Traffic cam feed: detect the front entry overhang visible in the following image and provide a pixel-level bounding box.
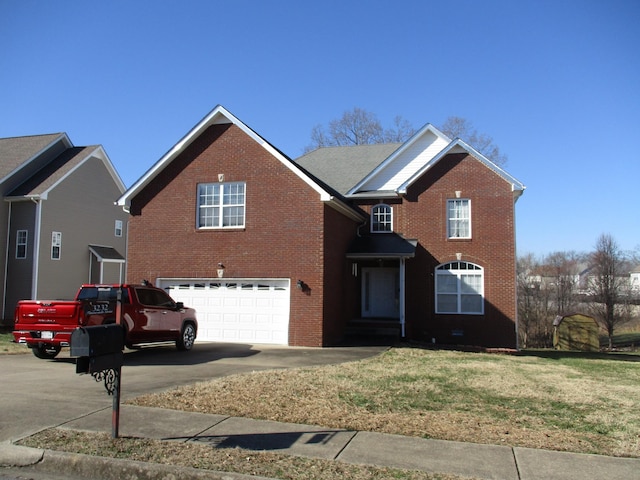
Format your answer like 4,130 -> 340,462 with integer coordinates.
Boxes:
346,233 -> 416,259
346,234 -> 416,338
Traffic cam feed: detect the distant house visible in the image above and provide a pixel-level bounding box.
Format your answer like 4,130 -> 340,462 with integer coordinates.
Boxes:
0,133 -> 128,323
630,265 -> 640,292
117,106 -> 525,348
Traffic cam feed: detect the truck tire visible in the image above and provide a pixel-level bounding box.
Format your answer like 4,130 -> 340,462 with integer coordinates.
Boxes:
176,323 -> 196,351
32,344 -> 62,359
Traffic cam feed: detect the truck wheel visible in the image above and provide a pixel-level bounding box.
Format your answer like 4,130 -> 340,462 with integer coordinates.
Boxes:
176,323 -> 196,351
32,345 -> 62,359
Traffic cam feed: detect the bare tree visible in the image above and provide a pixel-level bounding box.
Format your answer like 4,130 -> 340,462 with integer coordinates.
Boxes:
439,116 -> 507,166
305,108 -> 414,152
544,251 -> 582,315
517,253 -> 554,348
305,109 -> 508,168
587,234 -> 633,349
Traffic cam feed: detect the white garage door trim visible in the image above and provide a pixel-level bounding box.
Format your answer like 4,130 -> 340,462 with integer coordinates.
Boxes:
157,278 -> 290,345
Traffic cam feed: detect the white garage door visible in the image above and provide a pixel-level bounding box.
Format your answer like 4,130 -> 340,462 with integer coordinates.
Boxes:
159,279 -> 290,345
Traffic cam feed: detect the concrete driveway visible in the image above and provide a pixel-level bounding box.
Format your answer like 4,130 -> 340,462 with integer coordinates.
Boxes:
0,342 -> 386,443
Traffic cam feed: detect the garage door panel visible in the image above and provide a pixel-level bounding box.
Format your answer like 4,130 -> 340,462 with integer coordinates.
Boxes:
162,279 -> 290,345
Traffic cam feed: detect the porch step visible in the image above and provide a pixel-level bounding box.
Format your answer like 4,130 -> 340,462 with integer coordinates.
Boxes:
343,319 -> 401,345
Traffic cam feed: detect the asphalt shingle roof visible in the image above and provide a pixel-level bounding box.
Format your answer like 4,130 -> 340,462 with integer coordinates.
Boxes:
0,133 -> 64,180
295,143 -> 401,195
7,146 -> 99,197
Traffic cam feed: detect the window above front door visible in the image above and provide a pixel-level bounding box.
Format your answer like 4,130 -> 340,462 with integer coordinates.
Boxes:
371,204 -> 393,233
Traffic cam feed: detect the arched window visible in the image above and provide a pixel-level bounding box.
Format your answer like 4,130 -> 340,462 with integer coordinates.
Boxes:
435,261 -> 484,314
371,204 -> 392,232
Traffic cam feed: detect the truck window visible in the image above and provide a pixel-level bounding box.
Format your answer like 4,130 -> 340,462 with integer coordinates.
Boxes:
77,287 -> 130,304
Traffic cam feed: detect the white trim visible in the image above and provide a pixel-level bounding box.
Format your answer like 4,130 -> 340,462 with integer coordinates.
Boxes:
347,123 -> 451,196
398,138 -> 526,196
435,261 -> 485,315
446,198 -> 472,239
32,200 -> 42,299
117,106 -> 363,221
370,203 -> 393,233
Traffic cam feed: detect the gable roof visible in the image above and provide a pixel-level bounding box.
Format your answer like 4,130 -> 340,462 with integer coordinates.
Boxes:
295,123 -> 526,201
347,123 -> 452,196
397,138 -> 526,198
0,133 -> 70,182
6,145 -> 125,200
295,143 -> 401,195
117,105 -> 364,221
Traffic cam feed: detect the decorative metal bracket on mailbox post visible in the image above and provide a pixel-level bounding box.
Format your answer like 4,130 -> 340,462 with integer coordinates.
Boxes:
70,287 -> 125,438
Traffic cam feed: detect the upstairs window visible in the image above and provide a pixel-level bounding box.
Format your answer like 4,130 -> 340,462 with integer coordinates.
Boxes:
447,199 -> 471,239
16,230 -> 27,259
198,182 -> 246,229
371,204 -> 393,232
435,261 -> 484,314
115,220 -> 123,237
51,231 -> 62,260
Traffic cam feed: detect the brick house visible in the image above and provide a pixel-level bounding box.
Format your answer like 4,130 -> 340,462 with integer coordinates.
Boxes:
117,106 -> 525,348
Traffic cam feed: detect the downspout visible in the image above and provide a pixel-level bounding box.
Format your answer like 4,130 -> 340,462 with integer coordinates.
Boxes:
399,257 -> 406,338
31,198 -> 42,299
3,202 -> 12,319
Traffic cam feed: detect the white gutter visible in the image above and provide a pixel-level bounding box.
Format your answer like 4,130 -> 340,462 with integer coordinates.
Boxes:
31,198 -> 42,299
2,202 -> 12,319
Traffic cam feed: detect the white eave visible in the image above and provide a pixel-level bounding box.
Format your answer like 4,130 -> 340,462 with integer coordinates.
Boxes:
117,105 -> 363,221
346,123 -> 451,197
397,138 -> 526,199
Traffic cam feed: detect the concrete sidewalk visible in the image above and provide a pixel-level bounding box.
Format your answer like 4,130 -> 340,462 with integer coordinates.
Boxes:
2,405 -> 639,480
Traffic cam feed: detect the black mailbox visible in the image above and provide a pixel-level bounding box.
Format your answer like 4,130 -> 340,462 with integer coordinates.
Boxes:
71,324 -> 124,374
71,324 -> 124,357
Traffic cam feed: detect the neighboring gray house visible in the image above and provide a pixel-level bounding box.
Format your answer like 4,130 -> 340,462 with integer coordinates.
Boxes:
0,133 -> 128,323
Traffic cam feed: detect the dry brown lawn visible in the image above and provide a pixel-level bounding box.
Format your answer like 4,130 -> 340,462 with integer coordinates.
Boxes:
16,346 -> 640,479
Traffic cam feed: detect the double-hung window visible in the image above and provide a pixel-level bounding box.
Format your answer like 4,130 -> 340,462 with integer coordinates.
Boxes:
447,199 -> 471,238
198,182 -> 246,229
16,230 -> 27,259
371,204 -> 392,232
51,232 -> 62,260
435,261 -> 484,314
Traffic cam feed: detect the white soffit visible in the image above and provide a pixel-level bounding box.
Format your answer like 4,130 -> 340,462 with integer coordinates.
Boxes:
347,123 -> 451,196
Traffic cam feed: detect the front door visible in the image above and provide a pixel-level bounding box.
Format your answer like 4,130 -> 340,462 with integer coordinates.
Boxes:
362,268 -> 399,318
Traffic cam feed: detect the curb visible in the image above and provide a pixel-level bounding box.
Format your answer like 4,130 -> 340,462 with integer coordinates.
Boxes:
2,444 -> 273,480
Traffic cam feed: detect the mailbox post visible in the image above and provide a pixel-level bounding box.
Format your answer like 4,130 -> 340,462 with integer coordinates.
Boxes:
71,323 -> 124,438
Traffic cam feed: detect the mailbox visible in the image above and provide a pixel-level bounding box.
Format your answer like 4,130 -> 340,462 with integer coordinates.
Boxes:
71,324 -> 124,374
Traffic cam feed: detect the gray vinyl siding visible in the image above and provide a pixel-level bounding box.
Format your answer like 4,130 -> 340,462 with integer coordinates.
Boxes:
36,155 -> 128,300
5,201 -> 37,310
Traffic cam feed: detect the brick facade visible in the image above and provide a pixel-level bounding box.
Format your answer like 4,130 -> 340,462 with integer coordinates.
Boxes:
121,108 -> 522,349
127,124 -> 356,346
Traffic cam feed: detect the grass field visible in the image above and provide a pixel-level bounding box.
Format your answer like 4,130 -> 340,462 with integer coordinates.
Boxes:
15,343 -> 640,479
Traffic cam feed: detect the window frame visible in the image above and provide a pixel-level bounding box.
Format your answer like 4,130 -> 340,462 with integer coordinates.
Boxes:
370,203 -> 393,233
51,231 -> 62,260
197,182 -> 246,229
447,198 -> 471,239
435,261 -> 484,315
16,230 -> 27,259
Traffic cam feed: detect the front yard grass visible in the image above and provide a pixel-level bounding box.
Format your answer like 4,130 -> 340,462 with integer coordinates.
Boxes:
126,346 -> 640,458
0,326 -> 26,354
16,346 -> 640,479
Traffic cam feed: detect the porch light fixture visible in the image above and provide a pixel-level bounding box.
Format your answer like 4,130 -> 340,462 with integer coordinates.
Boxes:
217,263 -> 225,278
297,279 -> 304,290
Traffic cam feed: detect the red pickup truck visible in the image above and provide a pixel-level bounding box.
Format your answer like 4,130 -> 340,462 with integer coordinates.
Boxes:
13,283 -> 198,359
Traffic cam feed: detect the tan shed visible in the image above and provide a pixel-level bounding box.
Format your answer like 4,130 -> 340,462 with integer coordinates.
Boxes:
553,314 -> 600,352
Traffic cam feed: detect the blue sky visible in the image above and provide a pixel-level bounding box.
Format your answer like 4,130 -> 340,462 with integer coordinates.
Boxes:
1,0 -> 639,257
